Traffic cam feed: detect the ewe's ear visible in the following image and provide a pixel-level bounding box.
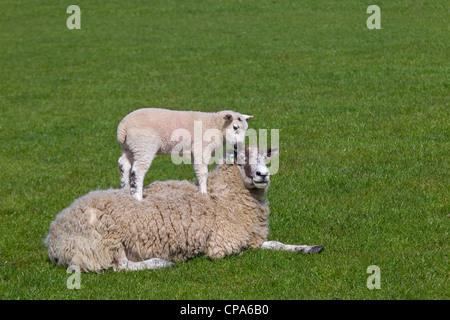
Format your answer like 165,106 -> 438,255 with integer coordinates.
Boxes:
266,148 -> 279,159
224,149 -> 236,164
242,114 -> 253,121
223,114 -> 233,121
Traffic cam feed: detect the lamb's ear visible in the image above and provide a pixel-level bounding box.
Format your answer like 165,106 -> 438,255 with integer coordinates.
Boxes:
266,148 -> 279,159
223,113 -> 233,121
242,114 -> 253,121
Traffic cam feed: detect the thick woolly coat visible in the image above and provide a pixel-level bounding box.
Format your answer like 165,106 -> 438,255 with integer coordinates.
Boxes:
45,164 -> 270,272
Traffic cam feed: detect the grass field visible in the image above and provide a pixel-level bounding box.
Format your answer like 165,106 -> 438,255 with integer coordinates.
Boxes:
0,0 -> 448,299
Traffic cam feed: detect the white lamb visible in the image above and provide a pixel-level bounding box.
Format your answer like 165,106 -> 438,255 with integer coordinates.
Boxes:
45,146 -> 324,272
117,108 -> 252,200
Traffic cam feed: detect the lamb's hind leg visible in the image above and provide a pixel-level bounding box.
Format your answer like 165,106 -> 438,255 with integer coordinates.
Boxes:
118,149 -> 133,189
261,241 -> 324,254
130,144 -> 159,201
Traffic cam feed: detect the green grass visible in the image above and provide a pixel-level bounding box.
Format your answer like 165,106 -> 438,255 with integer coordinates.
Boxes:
0,0 -> 448,299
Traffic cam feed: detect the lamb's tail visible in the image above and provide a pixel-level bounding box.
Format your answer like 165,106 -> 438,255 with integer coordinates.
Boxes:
117,119 -> 127,145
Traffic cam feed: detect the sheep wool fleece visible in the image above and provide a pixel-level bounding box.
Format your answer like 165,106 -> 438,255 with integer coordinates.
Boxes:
45,164 -> 270,272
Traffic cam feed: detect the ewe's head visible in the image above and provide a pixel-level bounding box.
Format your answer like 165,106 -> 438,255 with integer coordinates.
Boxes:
235,146 -> 279,190
221,111 -> 253,148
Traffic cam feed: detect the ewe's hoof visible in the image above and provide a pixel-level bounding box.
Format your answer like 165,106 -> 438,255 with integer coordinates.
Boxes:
308,246 -> 325,254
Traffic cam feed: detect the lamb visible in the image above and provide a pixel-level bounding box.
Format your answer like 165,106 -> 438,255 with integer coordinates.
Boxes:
117,108 -> 253,200
45,146 -> 324,272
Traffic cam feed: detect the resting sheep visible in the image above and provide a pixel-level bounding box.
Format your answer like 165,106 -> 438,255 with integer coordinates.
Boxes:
45,146 -> 324,272
117,108 -> 252,200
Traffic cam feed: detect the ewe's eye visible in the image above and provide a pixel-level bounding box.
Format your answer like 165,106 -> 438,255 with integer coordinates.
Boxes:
238,117 -> 242,121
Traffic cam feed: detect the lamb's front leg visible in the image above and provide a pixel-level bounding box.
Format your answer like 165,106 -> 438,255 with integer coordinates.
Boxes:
193,163 -> 209,194
261,241 -> 324,254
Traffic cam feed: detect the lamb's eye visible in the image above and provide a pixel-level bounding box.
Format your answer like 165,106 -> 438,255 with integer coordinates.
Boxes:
238,118 -> 242,121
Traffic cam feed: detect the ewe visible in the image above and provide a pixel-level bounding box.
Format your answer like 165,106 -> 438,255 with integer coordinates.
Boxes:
45,146 -> 323,272
117,108 -> 252,200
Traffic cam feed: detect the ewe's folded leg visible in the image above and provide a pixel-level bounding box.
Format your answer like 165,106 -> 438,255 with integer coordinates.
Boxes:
114,257 -> 174,271
261,241 -> 324,254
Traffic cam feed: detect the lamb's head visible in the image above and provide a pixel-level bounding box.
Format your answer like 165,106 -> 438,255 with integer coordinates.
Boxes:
235,146 -> 280,190
221,111 -> 253,148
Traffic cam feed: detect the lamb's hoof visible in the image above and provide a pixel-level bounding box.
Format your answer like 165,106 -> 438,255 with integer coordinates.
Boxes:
308,246 -> 325,254
131,193 -> 143,201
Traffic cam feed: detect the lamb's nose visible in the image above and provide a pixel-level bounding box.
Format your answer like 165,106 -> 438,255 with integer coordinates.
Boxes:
233,124 -> 239,130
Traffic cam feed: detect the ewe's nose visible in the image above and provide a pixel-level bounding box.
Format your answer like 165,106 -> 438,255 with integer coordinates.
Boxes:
233,124 -> 239,130
255,167 -> 269,177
